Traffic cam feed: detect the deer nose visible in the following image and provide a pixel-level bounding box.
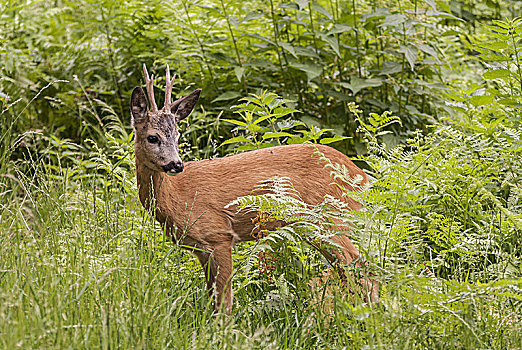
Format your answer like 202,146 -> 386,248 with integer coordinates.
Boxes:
162,161 -> 184,174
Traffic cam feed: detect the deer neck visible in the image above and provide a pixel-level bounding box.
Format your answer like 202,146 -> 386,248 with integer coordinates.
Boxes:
135,160 -> 172,212
135,158 -> 188,240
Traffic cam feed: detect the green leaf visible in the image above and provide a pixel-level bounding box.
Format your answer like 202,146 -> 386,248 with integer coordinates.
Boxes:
287,136 -> 309,144
312,2 -> 332,19
339,77 -> 383,95
287,138 -> 302,144
246,124 -> 265,132
273,105 -> 299,115
380,14 -> 407,27
464,84 -> 484,95
319,136 -> 347,144
425,0 -> 437,10
234,66 -> 245,82
483,69 -> 510,79
327,23 -> 352,35
279,41 -> 298,59
363,8 -> 389,20
234,144 -> 258,151
246,33 -> 275,46
253,112 -> 296,127
469,95 -> 494,107
279,2 -> 299,10
261,93 -> 277,106
249,58 -> 276,69
241,10 -> 264,23
379,61 -> 402,75
294,46 -> 320,59
295,0 -> 310,10
477,41 -> 508,51
212,91 -> 241,103
262,132 -> 294,139
480,54 -> 510,62
318,33 -> 341,57
258,142 -> 274,149
229,16 -> 239,29
491,20 -> 510,29
441,29 -> 460,36
431,11 -> 463,21
436,0 -> 451,12
497,98 -> 517,106
221,119 -> 246,126
290,62 -> 323,81
253,114 -> 277,125
400,45 -> 418,70
219,136 -> 251,147
417,43 -> 439,61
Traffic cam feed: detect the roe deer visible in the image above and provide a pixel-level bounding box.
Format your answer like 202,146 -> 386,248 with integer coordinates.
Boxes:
131,65 -> 379,314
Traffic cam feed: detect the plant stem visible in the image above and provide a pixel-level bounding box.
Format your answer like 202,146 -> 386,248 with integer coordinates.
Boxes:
352,0 -> 362,77
100,5 -> 124,119
269,0 -> 299,100
307,3 -> 319,56
181,0 -> 217,89
509,21 -> 522,91
307,3 -> 329,124
219,0 -> 248,93
269,0 -> 288,72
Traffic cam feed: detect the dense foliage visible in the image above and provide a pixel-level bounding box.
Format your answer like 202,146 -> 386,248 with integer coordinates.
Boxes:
1,0 -> 521,348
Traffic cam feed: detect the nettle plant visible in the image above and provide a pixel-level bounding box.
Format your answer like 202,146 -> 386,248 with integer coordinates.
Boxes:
335,19 -> 522,283
449,17 -> 522,118
220,91 -> 347,151
352,105 -> 521,282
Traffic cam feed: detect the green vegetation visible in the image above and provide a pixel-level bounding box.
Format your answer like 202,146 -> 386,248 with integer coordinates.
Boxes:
0,0 -> 521,348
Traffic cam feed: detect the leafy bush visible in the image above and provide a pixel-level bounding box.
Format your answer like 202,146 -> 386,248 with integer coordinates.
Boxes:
3,0 -> 521,155
220,91 -> 347,151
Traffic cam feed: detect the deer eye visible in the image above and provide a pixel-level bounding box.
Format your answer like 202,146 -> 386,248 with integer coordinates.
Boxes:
147,135 -> 159,144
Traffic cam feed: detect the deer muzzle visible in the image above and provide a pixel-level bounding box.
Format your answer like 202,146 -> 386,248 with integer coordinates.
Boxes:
162,161 -> 184,175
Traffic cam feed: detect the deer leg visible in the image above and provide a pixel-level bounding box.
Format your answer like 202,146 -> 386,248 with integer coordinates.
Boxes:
210,242 -> 233,314
330,233 -> 358,264
328,227 -> 380,304
196,241 -> 233,314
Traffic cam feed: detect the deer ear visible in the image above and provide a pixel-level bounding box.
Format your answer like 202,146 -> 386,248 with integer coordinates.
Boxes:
170,89 -> 201,122
130,87 -> 148,127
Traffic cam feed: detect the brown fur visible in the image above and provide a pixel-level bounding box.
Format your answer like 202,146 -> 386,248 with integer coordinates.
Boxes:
131,66 -> 379,313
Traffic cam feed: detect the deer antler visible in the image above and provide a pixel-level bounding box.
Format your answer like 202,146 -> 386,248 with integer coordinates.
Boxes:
164,64 -> 176,107
143,64 -> 158,112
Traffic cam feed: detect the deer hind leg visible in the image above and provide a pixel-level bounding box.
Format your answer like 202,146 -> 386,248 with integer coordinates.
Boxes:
326,226 -> 380,304
195,241 -> 233,314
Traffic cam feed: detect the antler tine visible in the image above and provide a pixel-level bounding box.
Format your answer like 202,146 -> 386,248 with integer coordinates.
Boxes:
142,64 -> 158,112
164,64 -> 176,107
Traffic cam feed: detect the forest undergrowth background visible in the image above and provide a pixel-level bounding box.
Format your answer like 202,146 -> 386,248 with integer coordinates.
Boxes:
0,0 -> 521,348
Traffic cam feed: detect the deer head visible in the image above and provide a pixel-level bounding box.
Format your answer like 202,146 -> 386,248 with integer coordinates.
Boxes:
131,64 -> 201,175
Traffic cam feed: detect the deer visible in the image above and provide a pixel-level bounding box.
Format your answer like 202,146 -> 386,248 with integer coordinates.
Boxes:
130,65 -> 379,314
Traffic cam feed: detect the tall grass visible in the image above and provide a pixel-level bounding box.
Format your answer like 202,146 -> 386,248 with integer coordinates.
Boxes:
0,161 -> 520,348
